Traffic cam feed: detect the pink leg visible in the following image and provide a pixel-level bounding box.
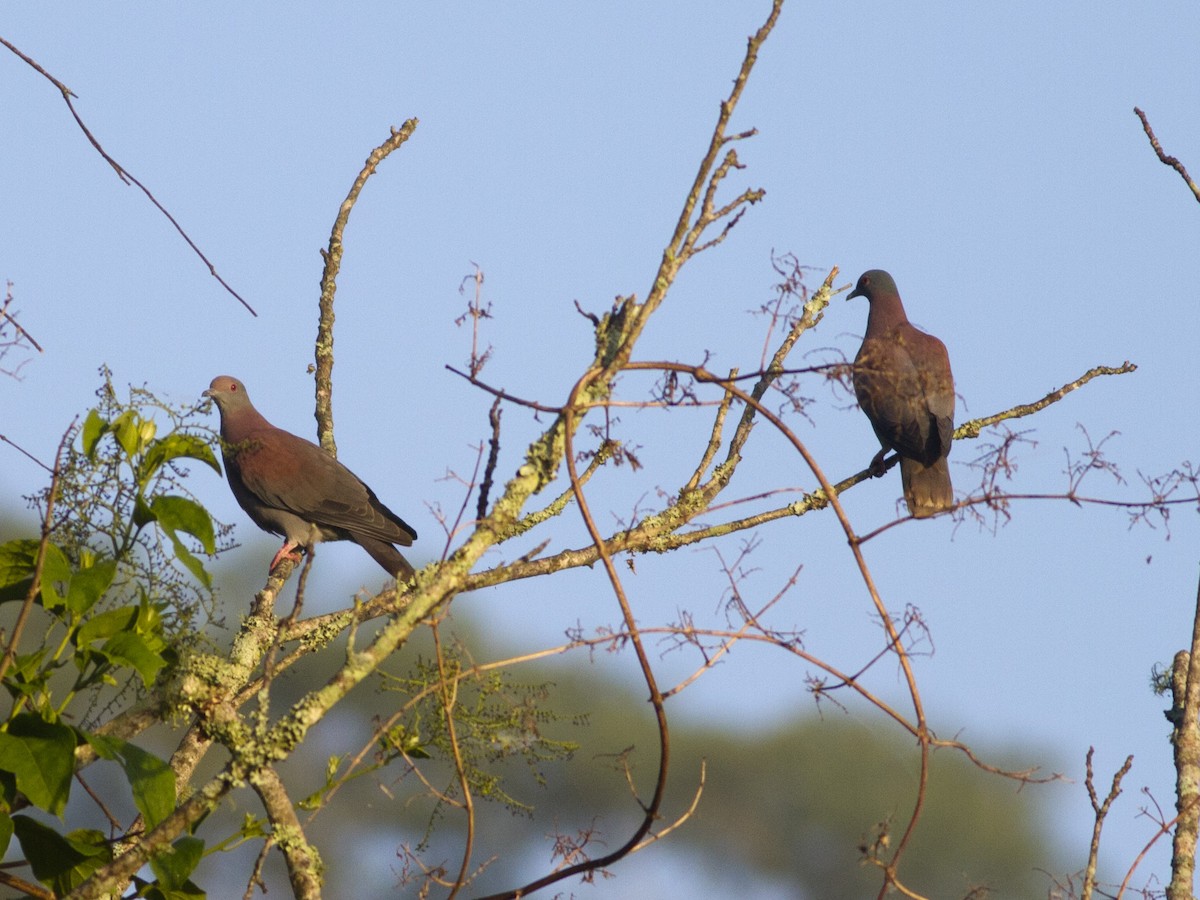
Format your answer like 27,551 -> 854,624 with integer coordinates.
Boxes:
269,541 -> 304,571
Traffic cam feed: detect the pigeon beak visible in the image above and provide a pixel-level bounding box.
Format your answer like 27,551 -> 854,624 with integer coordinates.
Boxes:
847,287 -> 863,301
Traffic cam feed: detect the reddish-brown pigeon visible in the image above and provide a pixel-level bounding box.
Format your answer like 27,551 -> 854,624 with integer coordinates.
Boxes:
848,270 -> 955,518
204,376 -> 418,580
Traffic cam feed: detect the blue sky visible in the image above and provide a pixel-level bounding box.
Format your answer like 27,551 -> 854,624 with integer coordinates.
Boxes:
4,2 -> 1200,896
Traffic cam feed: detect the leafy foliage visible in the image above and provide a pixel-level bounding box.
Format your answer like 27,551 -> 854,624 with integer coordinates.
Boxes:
29,367 -> 227,633
0,371 -> 227,898
375,650 -> 581,819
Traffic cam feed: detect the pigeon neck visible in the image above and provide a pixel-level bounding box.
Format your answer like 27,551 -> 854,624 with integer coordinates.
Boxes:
221,404 -> 273,442
866,293 -> 909,333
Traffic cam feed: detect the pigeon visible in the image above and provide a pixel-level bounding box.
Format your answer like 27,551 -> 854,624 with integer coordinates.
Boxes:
203,375 -> 418,580
848,270 -> 955,518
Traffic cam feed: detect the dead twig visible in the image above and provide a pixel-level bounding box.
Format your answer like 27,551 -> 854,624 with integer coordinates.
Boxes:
0,36 -> 255,314
1134,107 -> 1200,204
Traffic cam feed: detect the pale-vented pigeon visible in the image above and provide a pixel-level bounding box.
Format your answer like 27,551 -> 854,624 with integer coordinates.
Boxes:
848,270 -> 955,518
204,375 -> 417,580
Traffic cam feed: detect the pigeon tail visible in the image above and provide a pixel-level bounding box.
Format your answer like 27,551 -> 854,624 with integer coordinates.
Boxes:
899,456 -> 953,518
354,535 -> 416,583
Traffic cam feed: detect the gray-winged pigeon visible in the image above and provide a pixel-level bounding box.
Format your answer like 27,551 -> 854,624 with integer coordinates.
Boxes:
204,376 -> 418,580
848,270 -> 955,518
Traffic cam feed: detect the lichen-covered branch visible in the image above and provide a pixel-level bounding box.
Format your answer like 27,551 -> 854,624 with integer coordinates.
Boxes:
250,767 -> 323,900
955,362 -> 1136,439
314,120 -> 419,453
1167,572 -> 1200,899
68,569 -> 294,896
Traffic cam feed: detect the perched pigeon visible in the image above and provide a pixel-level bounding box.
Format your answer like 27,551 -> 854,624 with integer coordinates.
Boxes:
848,270 -> 955,518
203,375 -> 418,580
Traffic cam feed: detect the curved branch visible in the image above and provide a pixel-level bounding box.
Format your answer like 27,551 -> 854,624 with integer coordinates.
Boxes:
478,366 -> 675,899
432,623 -> 477,900
314,120 -> 419,452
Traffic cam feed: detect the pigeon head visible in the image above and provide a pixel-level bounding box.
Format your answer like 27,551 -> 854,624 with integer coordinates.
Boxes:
847,269 -> 898,303
204,375 -> 252,413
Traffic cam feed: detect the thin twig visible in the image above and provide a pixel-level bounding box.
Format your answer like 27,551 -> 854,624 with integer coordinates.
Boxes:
0,286 -> 44,353
0,36 -> 256,314
0,433 -> 55,472
432,624 -> 476,899
1134,107 -> 1200,204
631,761 -> 707,851
0,420 -> 74,683
477,398 -> 503,521
1120,798 -> 1198,899
1082,747 -> 1134,900
0,871 -> 54,900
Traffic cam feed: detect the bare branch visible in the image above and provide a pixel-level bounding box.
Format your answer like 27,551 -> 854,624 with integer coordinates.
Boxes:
477,398 -> 503,521
955,362 -> 1137,440
1081,747 -> 1134,900
0,36 -> 256,314
1135,107 -> 1200,204
314,120 -> 420,453
0,419 -> 75,683
0,282 -> 43,357
432,623 -> 477,899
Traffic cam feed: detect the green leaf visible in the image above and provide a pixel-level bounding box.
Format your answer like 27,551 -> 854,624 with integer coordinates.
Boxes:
0,539 -> 39,589
84,734 -> 175,829
111,410 -> 142,457
142,880 -> 207,900
134,493 -> 156,529
76,605 -> 168,687
139,494 -> 215,587
0,811 -> 12,858
148,835 -> 205,893
168,537 -> 213,589
0,715 -> 75,816
151,495 -> 216,553
385,723 -> 431,759
12,816 -> 110,895
139,417 -> 158,446
65,558 -> 117,617
2,648 -> 50,699
102,631 -> 168,687
0,539 -> 38,603
77,605 -> 139,645
80,408 -> 107,458
143,433 -> 222,477
38,542 -> 71,612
